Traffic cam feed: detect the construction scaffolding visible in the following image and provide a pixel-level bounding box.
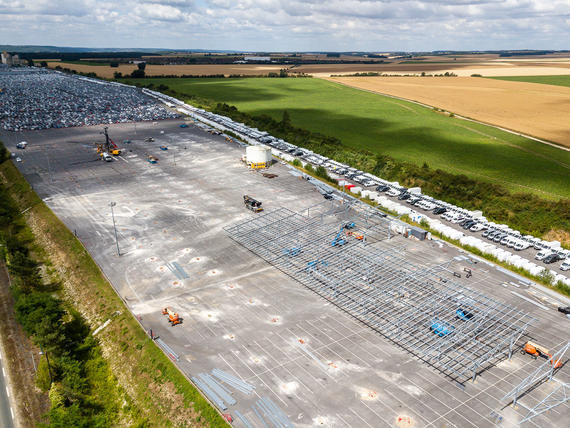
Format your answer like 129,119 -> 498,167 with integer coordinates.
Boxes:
225,206 -> 535,383
502,342 -> 569,423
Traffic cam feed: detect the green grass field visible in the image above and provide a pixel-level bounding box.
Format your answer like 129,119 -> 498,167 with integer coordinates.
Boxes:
487,75 -> 570,87
130,77 -> 570,199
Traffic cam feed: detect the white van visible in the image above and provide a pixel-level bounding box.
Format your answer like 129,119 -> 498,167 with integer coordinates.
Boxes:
102,153 -> 113,162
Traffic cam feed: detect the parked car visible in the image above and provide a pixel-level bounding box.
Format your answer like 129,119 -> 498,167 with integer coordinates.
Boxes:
376,185 -> 390,192
493,233 -> 506,243
558,306 -> 570,314
559,260 -> 570,271
535,250 -> 553,261
451,216 -> 466,224
433,207 -> 447,215
514,241 -> 529,251
506,238 -> 518,248
482,229 -> 493,238
407,197 -> 420,205
386,189 -> 399,197
470,223 -> 487,232
398,193 -> 410,201
543,253 -> 560,264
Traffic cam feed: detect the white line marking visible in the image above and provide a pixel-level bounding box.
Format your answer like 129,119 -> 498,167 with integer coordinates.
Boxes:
510,291 -> 549,310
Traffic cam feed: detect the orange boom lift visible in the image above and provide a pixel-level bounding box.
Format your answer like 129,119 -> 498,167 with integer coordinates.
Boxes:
522,341 -> 562,368
162,307 -> 182,326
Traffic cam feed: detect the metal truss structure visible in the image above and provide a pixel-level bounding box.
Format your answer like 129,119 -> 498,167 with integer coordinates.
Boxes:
225,206 -> 535,383
502,342 -> 569,423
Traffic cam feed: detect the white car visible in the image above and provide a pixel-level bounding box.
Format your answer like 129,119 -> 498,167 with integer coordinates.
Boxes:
560,260 -> 570,271
535,250 -> 553,261
407,197 -> 420,205
15,157 -> 22,162
514,241 -> 529,251
386,189 -> 399,197
470,223 -> 487,232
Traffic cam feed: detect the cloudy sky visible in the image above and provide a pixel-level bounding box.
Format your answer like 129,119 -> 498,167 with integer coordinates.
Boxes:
0,0 -> 568,51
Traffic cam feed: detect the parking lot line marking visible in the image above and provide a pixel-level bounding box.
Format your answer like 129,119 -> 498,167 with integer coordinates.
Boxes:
348,407 -> 375,428
229,348 -> 288,407
252,340 -> 316,394
335,413 -> 353,427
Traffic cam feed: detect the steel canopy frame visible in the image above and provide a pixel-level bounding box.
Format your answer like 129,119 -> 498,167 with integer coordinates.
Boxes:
502,342 -> 569,423
225,207 -> 535,383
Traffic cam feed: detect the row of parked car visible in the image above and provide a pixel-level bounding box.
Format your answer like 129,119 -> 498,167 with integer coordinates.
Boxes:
142,88 -> 570,275
370,185 -> 570,271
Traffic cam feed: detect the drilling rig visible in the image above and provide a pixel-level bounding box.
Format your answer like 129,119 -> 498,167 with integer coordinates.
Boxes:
97,127 -> 122,158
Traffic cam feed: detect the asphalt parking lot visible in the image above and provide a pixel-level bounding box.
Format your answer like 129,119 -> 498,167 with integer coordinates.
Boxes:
2,120 -> 569,428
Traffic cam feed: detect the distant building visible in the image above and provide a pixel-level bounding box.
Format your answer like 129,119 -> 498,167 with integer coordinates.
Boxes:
244,56 -> 271,62
1,51 -> 12,66
12,54 -> 20,65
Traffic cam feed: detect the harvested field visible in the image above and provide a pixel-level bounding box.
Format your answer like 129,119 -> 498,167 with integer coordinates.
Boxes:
292,59 -> 570,77
446,66 -> 570,77
47,62 -> 286,78
326,76 -> 570,147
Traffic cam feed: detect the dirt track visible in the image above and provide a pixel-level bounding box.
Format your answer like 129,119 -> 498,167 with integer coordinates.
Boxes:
325,76 -> 570,147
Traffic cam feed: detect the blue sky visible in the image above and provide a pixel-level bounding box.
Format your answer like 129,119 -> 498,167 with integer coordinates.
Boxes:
0,0 -> 568,51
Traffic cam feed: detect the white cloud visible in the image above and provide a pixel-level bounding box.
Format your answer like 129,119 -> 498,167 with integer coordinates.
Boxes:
0,0 -> 568,50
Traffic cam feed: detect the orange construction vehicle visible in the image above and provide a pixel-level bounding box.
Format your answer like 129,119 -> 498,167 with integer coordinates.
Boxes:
162,307 -> 182,326
522,341 -> 562,368
346,231 -> 364,240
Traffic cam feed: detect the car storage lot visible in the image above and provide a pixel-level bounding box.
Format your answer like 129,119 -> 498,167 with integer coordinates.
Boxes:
2,120 -> 569,428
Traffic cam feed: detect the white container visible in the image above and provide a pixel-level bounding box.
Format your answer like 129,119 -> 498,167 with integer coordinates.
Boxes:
246,145 -> 272,165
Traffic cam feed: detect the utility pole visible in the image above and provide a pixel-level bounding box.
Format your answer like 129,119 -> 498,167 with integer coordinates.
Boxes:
110,202 -> 120,256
